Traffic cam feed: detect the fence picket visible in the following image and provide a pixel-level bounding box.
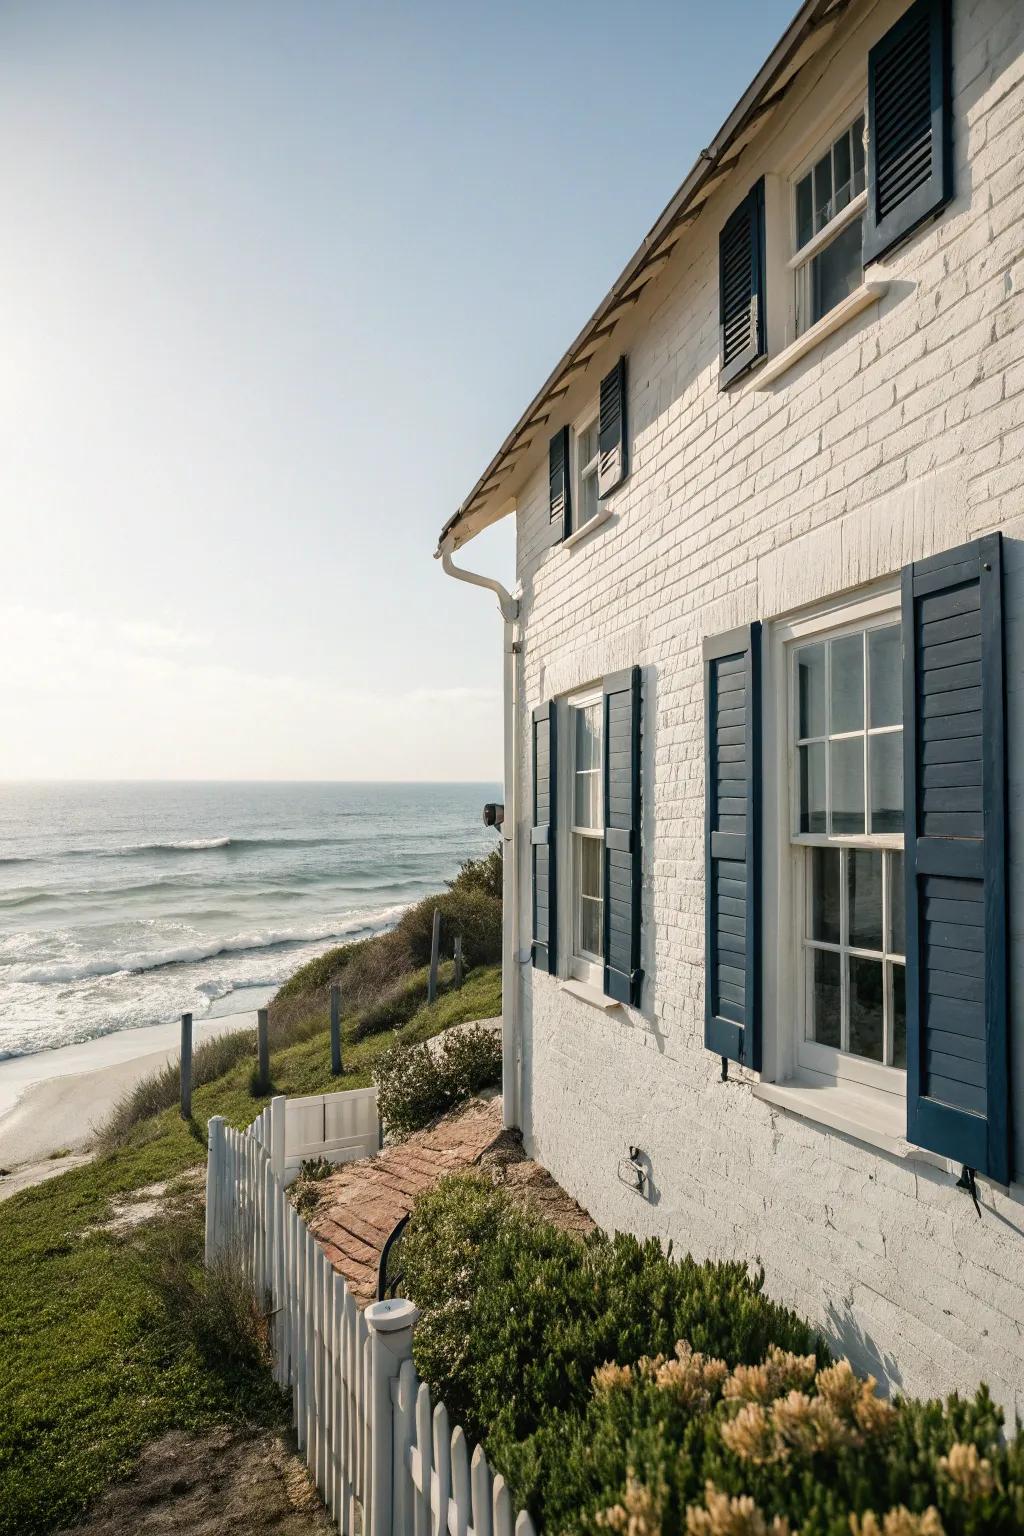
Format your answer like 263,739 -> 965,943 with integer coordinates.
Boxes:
432,1401 -> 451,1536
471,1445 -> 493,1536
492,1475 -> 513,1536
450,1425 -> 470,1536
414,1381 -> 433,1536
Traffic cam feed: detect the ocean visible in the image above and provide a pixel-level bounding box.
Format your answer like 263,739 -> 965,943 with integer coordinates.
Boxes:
0,781 -> 501,1060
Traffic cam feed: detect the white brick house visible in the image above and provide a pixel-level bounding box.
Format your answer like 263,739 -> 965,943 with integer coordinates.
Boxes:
437,0 -> 1024,1419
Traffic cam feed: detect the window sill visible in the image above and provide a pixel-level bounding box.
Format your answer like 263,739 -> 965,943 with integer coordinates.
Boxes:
753,1075 -> 909,1157
563,505 -> 613,549
559,977 -> 621,1012
752,281 -> 889,390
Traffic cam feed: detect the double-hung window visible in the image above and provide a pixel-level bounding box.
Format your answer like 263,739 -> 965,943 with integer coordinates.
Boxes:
790,606 -> 905,1096
569,688 -> 604,985
573,415 -> 600,535
791,112 -> 867,336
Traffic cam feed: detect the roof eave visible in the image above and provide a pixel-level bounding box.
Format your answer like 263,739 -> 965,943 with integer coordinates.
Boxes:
437,0 -> 848,555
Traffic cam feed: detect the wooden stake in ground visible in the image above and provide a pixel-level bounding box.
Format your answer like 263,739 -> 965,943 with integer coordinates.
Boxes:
257,1007 -> 270,1090
453,935 -> 464,989
427,908 -> 441,1004
330,982 -> 342,1075
180,1012 -> 192,1119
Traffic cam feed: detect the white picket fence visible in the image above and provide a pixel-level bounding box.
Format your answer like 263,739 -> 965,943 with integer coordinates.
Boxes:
206,1102 -> 538,1536
248,1086 -> 380,1186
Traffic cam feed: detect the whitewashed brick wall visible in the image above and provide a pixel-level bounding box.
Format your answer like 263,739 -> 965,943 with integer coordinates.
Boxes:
511,0 -> 1024,1420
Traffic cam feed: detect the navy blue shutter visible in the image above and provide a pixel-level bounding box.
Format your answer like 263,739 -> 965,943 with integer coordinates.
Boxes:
718,179 -> 766,389
598,356 -> 628,499
903,535 -> 1010,1183
549,427 -> 571,541
704,625 -> 761,1067
603,667 -> 642,1005
531,702 -> 557,973
864,0 -> 952,264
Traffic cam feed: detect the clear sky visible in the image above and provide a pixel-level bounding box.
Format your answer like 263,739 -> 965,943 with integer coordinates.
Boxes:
0,0 -> 795,781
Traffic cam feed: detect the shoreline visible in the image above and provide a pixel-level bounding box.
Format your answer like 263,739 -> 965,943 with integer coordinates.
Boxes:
0,1007 -> 265,1172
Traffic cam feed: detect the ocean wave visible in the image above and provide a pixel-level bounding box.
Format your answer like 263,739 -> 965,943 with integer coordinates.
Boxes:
7,834 -> 363,862
5,905 -> 407,986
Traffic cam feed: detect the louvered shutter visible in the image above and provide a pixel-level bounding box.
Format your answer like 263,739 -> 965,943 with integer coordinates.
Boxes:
864,0 -> 952,265
704,625 -> 761,1067
902,535 -> 1010,1183
549,427 -> 571,541
718,179 -> 766,389
598,356 -> 628,499
531,702 -> 557,974
603,667 -> 642,1005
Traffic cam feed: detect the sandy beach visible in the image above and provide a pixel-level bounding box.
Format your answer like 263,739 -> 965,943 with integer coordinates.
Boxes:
0,1010 -> 260,1176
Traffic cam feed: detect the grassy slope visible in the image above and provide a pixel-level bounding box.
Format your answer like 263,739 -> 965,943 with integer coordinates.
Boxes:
0,964 -> 500,1536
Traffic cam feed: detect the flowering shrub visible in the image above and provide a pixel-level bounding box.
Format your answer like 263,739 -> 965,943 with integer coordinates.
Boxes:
373,1025 -> 502,1135
399,1178 -> 1024,1536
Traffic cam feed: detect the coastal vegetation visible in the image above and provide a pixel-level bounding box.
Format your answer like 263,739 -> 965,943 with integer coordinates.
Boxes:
399,1176 -> 1024,1536
0,854 -> 501,1535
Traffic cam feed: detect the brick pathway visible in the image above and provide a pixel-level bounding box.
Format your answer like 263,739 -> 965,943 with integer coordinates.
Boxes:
306,1093 -> 594,1306
307,1096 -> 507,1306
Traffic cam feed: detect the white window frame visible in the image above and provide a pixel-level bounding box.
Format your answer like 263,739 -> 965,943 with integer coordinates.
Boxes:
563,685 -> 604,989
789,102 -> 868,338
772,584 -> 906,1102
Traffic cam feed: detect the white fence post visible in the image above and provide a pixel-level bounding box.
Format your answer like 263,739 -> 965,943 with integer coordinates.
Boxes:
365,1298 -> 419,1536
205,1115 -> 225,1263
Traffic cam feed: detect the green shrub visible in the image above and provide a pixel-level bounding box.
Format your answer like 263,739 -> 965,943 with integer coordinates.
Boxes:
400,1177 -> 822,1451
399,1179 -> 1024,1534
373,1025 -> 502,1136
447,847 -> 503,902
532,1355 -> 1024,1536
398,887 -> 502,971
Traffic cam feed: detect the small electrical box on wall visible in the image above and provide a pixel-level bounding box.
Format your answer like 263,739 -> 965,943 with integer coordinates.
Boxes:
483,802 -> 504,828
618,1145 -> 649,1195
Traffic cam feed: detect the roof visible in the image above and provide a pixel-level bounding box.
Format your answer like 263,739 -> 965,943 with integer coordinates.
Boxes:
436,0 -> 853,554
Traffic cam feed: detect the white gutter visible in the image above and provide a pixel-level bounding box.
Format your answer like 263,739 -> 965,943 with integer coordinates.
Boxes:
438,542 -> 522,1130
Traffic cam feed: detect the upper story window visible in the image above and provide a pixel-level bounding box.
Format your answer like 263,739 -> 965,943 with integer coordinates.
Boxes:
792,113 -> 867,337
790,611 -> 905,1092
570,689 -> 604,984
573,415 -> 601,534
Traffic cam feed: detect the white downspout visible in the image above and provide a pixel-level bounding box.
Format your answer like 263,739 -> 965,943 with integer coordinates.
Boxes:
438,542 -> 521,1130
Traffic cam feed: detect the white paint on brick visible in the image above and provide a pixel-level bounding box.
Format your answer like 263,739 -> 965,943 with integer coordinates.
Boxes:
502,0 -> 1024,1422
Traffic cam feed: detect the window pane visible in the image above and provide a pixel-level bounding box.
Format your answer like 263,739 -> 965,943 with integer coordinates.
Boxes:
579,469 -> 599,527
892,963 -> 906,1069
848,848 -> 883,951
575,771 -> 599,829
868,624 -> 902,727
809,848 -> 841,944
890,851 -> 905,956
580,900 -> 602,956
813,151 -> 834,230
830,737 -> 865,834
849,956 -> 884,1060
811,215 -> 863,325
578,837 -> 603,959
811,948 -> 841,1047
830,633 -> 864,733
579,836 -> 602,899
834,128 -> 853,211
575,703 -> 599,769
799,743 -> 826,833
796,644 -> 826,737
869,731 -> 903,834
851,115 -> 866,194
796,173 -> 813,250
